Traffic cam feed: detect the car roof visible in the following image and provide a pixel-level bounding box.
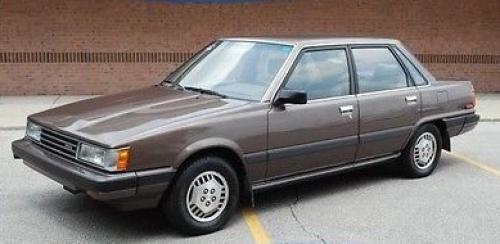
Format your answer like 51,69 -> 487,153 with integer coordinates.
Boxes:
220,36 -> 401,47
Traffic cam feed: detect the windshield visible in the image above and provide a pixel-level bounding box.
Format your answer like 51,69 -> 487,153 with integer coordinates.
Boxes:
175,41 -> 293,101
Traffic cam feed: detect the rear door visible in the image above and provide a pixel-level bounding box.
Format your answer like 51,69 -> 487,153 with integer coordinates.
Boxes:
351,46 -> 419,160
266,47 -> 359,179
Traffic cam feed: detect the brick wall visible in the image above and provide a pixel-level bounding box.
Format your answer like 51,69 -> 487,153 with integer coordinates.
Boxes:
0,0 -> 499,95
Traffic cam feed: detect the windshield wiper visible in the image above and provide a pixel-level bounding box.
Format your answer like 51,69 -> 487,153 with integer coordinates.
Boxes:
183,86 -> 227,98
159,79 -> 184,90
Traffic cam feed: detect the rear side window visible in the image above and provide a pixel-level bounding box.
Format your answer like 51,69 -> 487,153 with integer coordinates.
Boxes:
394,48 -> 428,86
284,49 -> 350,100
352,48 -> 407,93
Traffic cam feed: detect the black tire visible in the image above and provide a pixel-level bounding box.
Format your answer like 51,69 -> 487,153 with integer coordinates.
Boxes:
400,124 -> 442,178
162,155 -> 240,235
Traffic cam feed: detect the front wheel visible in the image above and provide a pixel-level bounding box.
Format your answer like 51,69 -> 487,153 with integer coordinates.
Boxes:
400,124 -> 442,178
162,156 -> 240,235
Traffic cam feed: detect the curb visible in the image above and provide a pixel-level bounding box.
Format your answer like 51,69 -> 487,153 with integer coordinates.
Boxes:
0,126 -> 26,131
480,118 -> 500,122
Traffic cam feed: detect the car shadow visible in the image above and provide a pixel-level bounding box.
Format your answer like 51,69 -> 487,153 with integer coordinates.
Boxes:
34,186 -> 244,241
251,157 -> 455,211
34,192 -> 179,239
33,157 -> 455,240
252,163 -> 401,209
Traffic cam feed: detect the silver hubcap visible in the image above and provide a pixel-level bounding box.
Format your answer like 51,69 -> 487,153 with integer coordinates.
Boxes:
186,171 -> 229,222
413,132 -> 437,169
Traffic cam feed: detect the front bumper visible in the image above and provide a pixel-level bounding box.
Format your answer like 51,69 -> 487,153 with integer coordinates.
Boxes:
12,139 -> 176,210
443,112 -> 480,137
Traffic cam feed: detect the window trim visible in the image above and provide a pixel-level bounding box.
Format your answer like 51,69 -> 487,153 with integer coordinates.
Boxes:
348,44 -> 412,94
272,45 -> 354,103
355,86 -> 417,97
391,45 -> 430,86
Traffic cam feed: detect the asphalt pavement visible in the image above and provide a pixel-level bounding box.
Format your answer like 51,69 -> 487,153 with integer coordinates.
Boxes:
1,95 -> 500,243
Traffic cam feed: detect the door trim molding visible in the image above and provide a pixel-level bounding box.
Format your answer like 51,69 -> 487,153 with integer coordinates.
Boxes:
360,126 -> 413,144
252,153 -> 400,191
267,135 -> 358,161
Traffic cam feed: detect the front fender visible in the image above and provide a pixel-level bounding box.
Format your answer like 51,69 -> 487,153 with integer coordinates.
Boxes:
173,137 -> 245,168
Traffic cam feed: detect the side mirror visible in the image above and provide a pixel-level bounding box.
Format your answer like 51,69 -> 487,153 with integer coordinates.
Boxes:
275,90 -> 307,105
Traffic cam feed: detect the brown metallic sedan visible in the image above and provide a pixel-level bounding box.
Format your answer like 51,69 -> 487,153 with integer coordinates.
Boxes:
12,37 -> 479,235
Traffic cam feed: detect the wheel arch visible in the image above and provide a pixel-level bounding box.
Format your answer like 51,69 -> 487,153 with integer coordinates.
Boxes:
407,119 -> 450,151
432,120 -> 451,151
172,138 -> 254,206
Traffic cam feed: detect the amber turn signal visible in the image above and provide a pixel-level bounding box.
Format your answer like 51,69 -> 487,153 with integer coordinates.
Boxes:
117,148 -> 130,171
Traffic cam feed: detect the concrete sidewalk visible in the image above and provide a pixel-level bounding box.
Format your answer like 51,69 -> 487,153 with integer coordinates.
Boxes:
0,95 -> 95,129
0,93 -> 498,129
476,93 -> 500,121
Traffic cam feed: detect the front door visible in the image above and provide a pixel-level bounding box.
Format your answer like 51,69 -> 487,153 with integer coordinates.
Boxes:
350,46 -> 419,160
266,47 -> 359,179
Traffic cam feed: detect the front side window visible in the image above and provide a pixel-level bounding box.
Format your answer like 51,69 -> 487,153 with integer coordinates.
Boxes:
352,48 -> 407,93
176,41 -> 293,101
283,49 -> 350,100
394,48 -> 428,86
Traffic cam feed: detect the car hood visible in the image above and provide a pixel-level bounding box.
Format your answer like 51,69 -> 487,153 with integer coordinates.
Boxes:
30,86 -> 250,147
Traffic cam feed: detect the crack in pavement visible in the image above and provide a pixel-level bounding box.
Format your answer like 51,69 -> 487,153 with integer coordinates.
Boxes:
289,188 -> 327,244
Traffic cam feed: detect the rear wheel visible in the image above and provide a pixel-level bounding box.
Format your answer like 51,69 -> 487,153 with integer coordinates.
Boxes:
162,156 -> 240,235
400,124 -> 442,178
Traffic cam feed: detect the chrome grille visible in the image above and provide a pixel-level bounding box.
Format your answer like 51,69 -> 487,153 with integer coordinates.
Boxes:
39,128 -> 79,159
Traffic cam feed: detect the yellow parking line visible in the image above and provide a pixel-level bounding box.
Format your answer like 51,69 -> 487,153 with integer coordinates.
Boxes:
241,208 -> 271,244
450,152 -> 500,179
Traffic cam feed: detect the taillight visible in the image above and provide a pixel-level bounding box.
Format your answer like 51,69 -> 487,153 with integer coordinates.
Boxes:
465,86 -> 476,109
472,86 -> 477,108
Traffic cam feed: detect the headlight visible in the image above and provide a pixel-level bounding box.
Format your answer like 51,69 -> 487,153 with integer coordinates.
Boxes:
77,143 -> 130,171
26,121 -> 42,142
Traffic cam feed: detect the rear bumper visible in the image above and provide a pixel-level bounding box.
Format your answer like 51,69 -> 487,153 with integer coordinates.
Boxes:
12,139 -> 176,210
443,112 -> 480,137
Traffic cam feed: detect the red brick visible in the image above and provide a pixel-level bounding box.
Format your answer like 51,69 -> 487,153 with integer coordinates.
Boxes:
0,0 -> 498,94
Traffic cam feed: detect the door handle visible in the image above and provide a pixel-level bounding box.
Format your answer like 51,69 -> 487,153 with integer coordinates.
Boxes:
405,95 -> 418,104
339,105 -> 354,114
